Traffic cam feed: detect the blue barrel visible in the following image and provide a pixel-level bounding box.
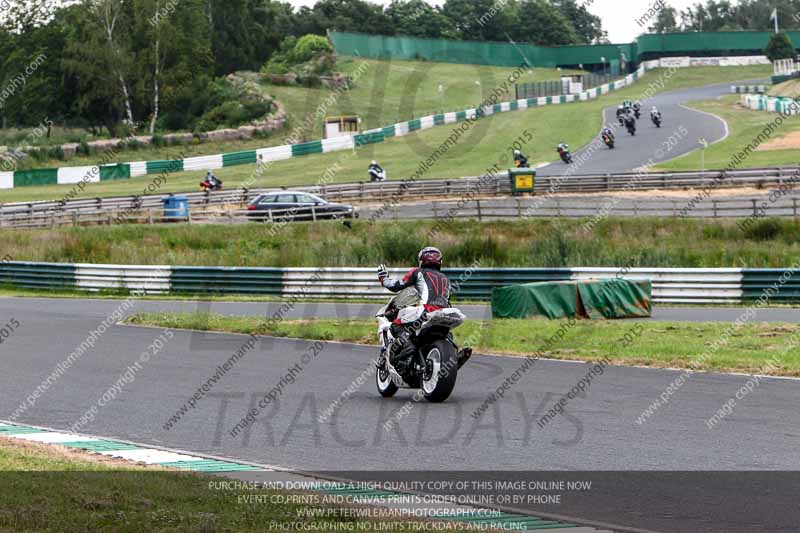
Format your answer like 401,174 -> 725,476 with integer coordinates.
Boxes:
162,195 -> 189,220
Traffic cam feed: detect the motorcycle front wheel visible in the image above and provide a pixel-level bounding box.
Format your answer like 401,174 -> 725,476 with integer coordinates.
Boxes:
421,340 -> 458,403
376,358 -> 398,398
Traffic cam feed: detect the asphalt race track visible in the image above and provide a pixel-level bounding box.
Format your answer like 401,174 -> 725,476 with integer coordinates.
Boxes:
536,79 -> 768,176
2,296 -> 800,531
7,296 -> 800,323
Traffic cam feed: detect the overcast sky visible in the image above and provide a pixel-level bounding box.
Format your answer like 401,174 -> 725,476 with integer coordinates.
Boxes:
286,0 -> 702,43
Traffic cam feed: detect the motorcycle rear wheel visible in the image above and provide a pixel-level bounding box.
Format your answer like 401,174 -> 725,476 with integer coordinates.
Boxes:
421,340 -> 458,403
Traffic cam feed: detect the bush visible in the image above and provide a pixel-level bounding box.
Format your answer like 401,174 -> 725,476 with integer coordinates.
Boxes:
766,32 -> 796,62
743,218 -> 783,241
261,36 -> 298,76
152,134 -> 166,147
261,35 -> 336,81
48,146 -> 65,161
77,140 -> 90,156
294,35 -> 333,63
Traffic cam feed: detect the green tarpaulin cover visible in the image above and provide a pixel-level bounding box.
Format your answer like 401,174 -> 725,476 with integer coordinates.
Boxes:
492,279 -> 652,320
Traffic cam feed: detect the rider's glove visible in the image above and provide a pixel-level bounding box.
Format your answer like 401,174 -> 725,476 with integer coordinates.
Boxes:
377,264 -> 388,282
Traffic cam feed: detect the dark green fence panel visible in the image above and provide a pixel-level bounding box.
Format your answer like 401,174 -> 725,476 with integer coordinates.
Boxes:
741,269 -> 800,301
0,262 -> 77,289
171,267 -> 284,295
13,169 -> 58,187
290,141 -> 324,157
146,159 -> 184,175
223,150 -> 257,167
354,131 -> 385,146
330,31 -> 631,68
332,30 -> 788,68
99,163 -> 131,181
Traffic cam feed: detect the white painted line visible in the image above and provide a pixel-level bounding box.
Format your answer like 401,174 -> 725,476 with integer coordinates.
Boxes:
678,102 -> 730,145
97,449 -> 204,464
12,432 -> 100,444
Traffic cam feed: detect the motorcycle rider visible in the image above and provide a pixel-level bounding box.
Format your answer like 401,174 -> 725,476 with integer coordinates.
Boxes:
632,101 -> 641,118
513,149 -> 529,168
650,106 -> 662,122
368,160 -> 385,182
203,170 -> 222,190
377,247 -> 451,377
556,142 -> 570,162
616,105 -> 625,125
623,112 -> 636,135
601,126 -> 615,144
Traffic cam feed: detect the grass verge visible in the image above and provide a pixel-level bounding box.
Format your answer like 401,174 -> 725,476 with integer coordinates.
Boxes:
3,217 -> 800,268
0,436 -> 420,531
126,312 -> 800,376
1,65 -> 771,203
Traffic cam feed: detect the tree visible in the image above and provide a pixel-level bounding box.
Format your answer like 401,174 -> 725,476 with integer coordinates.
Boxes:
765,31 -> 796,61
649,6 -> 679,33
441,0 -> 508,41
94,0 -> 135,125
303,0 -> 393,36
507,0 -> 580,46
62,1 -> 136,135
552,0 -> 604,43
208,0 -> 257,75
385,0 -> 455,39
0,0 -> 59,32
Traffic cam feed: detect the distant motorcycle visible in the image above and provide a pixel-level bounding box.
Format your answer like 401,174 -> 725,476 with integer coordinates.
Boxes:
200,177 -> 223,192
625,119 -> 636,136
368,167 -> 387,182
602,132 -> 615,149
651,114 -> 662,128
557,146 -> 573,164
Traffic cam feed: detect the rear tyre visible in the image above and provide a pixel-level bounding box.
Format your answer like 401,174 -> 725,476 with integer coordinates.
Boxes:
422,340 -> 458,403
376,361 -> 398,398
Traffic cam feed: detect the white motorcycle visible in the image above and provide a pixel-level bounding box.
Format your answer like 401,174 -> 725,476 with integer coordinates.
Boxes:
375,288 -> 471,403
368,167 -> 387,182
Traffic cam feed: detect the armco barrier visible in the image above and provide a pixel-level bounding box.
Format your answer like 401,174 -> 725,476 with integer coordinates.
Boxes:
7,166 -> 800,223
2,262 -> 799,304
0,64 -> 649,191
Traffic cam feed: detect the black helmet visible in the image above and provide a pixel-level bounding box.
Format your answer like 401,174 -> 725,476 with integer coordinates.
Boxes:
418,246 -> 442,269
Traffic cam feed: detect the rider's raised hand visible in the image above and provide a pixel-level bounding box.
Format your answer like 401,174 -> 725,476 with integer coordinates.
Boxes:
377,264 -> 388,282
